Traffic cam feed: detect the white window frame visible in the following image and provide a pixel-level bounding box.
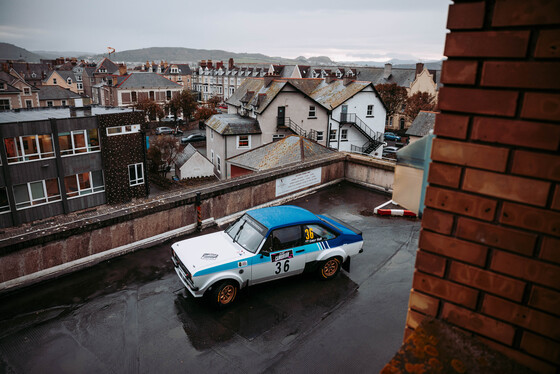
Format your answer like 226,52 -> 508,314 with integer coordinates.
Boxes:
4,134 -> 55,164
128,163 -> 144,186
237,135 -> 251,149
67,77 -> 72,85
25,99 -> 33,108
329,129 -> 337,141
341,129 -> 348,141
64,170 -> 105,198
0,98 -> 10,110
216,156 -> 221,174
59,129 -> 101,156
367,105 -> 374,117
13,178 -> 61,210
316,131 -> 324,141
308,105 -> 316,118
23,87 -> 31,95
47,101 -> 54,107
77,83 -> 83,90
106,124 -> 140,136
272,134 -> 285,141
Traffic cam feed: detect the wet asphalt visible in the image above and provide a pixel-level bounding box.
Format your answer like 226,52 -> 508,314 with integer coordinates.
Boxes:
0,182 -> 421,374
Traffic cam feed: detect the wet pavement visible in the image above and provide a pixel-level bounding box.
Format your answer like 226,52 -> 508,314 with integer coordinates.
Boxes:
0,182 -> 421,374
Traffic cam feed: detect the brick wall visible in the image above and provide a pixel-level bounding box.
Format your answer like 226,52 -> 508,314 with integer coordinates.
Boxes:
405,0 -> 560,372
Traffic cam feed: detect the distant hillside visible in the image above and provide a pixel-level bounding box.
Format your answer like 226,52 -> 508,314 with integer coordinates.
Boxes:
85,46 -> 335,66
32,50 -> 95,59
0,42 -> 43,62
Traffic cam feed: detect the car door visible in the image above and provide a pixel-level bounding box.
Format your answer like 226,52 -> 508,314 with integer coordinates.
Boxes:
250,225 -> 306,284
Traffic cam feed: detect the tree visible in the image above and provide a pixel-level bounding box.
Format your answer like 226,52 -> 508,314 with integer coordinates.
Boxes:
137,98 -> 164,121
194,106 -> 217,122
404,92 -> 436,122
207,95 -> 221,109
167,90 -> 198,121
375,83 -> 408,118
148,135 -> 181,176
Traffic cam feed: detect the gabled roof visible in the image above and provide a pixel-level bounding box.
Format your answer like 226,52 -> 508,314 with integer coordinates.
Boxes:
115,72 -> 182,89
95,58 -> 119,74
175,144 -> 198,168
164,64 -> 192,75
406,111 -> 437,137
38,85 -> 82,100
227,135 -> 334,171
49,70 -> 76,81
206,113 -> 261,135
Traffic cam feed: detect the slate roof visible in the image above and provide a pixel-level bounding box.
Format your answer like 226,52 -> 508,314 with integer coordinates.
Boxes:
0,71 -> 21,93
405,111 -> 437,137
175,144 -> 198,168
164,64 -> 192,75
227,135 -> 334,171
116,72 -> 182,89
0,106 -> 134,123
38,86 -> 82,100
49,70 -> 76,82
95,58 -> 119,74
205,114 -> 261,135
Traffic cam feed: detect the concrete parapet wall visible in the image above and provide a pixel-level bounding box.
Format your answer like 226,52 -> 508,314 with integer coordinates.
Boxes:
0,153 -> 393,293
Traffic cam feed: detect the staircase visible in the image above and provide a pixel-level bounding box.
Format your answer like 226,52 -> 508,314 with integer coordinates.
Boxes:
340,113 -> 384,154
277,117 -> 317,141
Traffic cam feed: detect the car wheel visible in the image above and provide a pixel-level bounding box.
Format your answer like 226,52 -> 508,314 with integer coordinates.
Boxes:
318,257 -> 341,280
210,280 -> 238,308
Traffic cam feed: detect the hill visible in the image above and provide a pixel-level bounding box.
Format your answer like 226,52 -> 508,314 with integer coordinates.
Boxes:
0,43 -> 43,62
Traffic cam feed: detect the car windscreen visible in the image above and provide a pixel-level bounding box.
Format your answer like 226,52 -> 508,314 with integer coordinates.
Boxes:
225,214 -> 267,253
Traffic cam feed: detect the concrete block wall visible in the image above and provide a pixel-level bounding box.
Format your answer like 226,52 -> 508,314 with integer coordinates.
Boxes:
405,1 -> 560,372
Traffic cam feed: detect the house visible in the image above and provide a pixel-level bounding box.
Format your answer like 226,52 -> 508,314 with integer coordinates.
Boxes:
109,72 -> 183,109
0,106 -> 148,228
163,63 -> 192,90
82,58 -> 121,100
405,111 -> 437,143
174,144 -> 214,180
1,60 -> 52,88
43,70 -> 83,94
0,68 -> 40,110
38,85 -> 85,108
227,135 -> 334,178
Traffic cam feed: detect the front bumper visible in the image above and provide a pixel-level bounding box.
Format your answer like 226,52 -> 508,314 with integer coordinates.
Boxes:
171,255 -> 204,298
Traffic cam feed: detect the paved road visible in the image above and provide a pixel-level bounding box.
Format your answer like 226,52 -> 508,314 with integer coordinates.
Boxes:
0,183 -> 420,374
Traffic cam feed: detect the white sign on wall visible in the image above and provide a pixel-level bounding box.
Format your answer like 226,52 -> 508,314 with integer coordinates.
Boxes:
275,168 -> 322,197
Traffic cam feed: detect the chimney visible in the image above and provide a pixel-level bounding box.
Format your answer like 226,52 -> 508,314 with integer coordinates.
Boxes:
325,73 -> 337,84
228,58 -> 234,70
383,63 -> 392,79
257,93 -> 266,107
119,64 -> 127,75
200,60 -> 207,68
416,62 -> 424,76
264,74 -> 278,87
207,60 -> 213,69
343,76 -> 354,86
217,61 -> 223,69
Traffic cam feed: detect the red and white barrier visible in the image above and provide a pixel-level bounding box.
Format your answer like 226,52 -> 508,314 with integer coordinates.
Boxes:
374,200 -> 417,218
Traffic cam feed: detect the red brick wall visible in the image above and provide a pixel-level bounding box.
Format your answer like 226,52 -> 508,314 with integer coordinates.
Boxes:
406,1 -> 560,372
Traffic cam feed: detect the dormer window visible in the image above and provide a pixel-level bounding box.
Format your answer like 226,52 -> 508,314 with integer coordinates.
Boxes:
23,87 -> 31,95
67,77 -> 72,84
171,68 -> 178,73
98,68 -> 107,73
31,72 -> 36,78
0,82 -> 5,90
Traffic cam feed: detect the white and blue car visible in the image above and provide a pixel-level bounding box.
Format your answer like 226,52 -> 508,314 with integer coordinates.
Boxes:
171,205 -> 364,307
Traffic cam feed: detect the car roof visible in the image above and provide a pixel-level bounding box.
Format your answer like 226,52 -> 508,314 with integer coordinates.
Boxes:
246,205 -> 320,229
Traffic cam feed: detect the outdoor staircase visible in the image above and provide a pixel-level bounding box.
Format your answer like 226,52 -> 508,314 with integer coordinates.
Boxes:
277,117 -> 317,141
340,113 -> 384,154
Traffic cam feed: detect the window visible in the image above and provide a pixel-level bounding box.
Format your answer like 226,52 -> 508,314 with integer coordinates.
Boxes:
308,105 -> 316,118
210,130 -> 213,140
400,118 -> 405,130
367,105 -> 374,117
77,83 -> 83,90
25,100 -> 33,108
272,134 -> 285,141
106,125 -> 140,136
0,187 -> 10,213
52,78 -> 57,84
329,129 -> 337,141
237,135 -> 250,149
131,91 -> 137,102
229,87 -> 234,95
341,129 -> 348,141
0,82 -> 5,90
263,226 -> 302,252
61,100 -> 67,107
4,135 -> 54,163
211,150 -> 214,163
302,224 -> 336,244
23,87 -> 31,95
316,131 -> 324,141
59,129 -> 100,155
67,77 -> 72,85
64,171 -> 104,198
13,178 -> 60,210
47,101 -> 53,107
129,163 -> 144,186
166,90 -> 172,100
217,156 -> 221,174
76,75 -> 82,82
0,99 -> 10,110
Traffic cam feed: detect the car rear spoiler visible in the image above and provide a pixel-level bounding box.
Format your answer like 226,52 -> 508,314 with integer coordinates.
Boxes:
320,214 -> 362,236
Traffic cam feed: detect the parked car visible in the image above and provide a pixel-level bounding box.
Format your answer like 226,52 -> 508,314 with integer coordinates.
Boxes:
171,205 -> 364,307
384,132 -> 401,142
155,126 -> 174,135
161,114 -> 183,124
181,134 -> 206,144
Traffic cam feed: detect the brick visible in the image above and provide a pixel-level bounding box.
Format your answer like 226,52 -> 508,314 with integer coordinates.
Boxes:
456,217 -> 537,256
535,29 -> 560,58
431,138 -> 509,172
408,289 -> 440,316
425,186 -> 497,221
421,208 -> 454,235
501,202 -> 560,237
444,31 -> 530,58
491,250 -> 560,288
481,62 -> 560,89
433,113 -> 469,139
463,168 -> 550,207
480,337 -> 558,374
512,151 -> 560,182
540,236 -> 560,264
439,87 -> 518,117
419,230 -> 488,267
406,308 -> 427,330
552,185 -> 560,211
449,261 -> 526,302
521,92 -> 560,122
415,250 -> 446,277
521,332 -> 560,364
441,302 -> 515,345
447,2 -> 485,30
492,0 -> 560,27
413,271 -> 478,309
471,117 -> 560,151
441,60 -> 478,85
529,286 -> 560,315
482,294 -> 560,339
427,162 -> 462,188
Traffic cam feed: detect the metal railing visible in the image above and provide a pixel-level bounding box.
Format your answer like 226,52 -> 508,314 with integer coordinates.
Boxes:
277,117 -> 317,141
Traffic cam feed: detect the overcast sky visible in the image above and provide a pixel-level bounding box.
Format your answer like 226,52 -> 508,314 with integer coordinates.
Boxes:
0,0 -> 451,62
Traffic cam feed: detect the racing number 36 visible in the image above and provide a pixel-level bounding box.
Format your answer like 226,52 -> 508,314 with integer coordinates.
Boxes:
305,228 -> 314,240
275,260 -> 290,274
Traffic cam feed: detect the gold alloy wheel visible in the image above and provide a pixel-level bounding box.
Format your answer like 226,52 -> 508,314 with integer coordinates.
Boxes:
218,284 -> 236,304
322,258 -> 339,277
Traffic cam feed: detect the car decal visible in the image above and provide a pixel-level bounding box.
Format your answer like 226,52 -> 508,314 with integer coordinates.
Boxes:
238,260 -> 248,267
271,250 -> 293,262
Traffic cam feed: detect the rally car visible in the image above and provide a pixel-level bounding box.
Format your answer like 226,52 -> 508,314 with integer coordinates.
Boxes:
171,205 -> 364,307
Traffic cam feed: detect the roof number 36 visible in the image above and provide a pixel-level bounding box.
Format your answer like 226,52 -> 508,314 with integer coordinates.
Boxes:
275,260 -> 290,274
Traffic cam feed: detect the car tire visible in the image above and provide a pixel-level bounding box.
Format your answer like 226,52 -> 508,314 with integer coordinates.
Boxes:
209,280 -> 238,308
318,257 -> 341,281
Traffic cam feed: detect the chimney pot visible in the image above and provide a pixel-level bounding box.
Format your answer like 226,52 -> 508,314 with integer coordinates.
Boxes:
416,62 -> 424,76
383,63 -> 392,79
